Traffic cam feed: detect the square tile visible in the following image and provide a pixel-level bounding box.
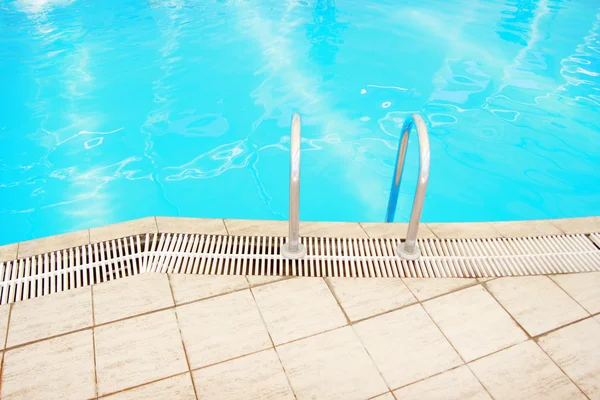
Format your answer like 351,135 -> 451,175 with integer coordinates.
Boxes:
538,318 -> 600,399
491,220 -> 562,237
551,217 -> 599,234
300,222 -> 368,238
0,243 -> 18,262
94,309 -> 188,396
252,278 -> 346,345
354,304 -> 462,388
224,219 -> 288,236
392,366 -> 491,400
2,330 -> 95,400
176,289 -> 271,369
103,373 -> 196,400
277,327 -> 388,400
469,341 -> 585,400
427,223 -> 501,239
360,222 -> 436,239
169,274 -> 248,304
7,286 -> 92,347
18,230 -> 90,258
486,277 -> 588,336
156,217 -> 228,235
423,285 -> 527,361
403,278 -> 477,301
0,304 -> 10,348
550,272 -> 600,314
326,278 -> 416,321
192,349 -> 294,400
90,217 -> 157,243
93,273 -> 173,324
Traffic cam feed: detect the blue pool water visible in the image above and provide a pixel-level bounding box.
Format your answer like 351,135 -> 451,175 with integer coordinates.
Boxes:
1,0 -> 599,245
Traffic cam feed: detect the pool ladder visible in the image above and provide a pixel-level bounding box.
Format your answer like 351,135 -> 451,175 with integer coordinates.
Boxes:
385,114 -> 430,259
281,113 -> 430,260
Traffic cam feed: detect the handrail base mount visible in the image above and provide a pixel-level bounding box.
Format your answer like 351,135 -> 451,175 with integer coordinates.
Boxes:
397,243 -> 421,260
281,242 -> 307,259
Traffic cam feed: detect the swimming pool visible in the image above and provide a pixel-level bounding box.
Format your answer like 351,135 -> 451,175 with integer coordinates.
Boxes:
1,0 -> 599,245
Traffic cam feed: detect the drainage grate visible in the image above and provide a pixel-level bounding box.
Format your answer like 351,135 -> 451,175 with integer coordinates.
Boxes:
1,233 -> 599,305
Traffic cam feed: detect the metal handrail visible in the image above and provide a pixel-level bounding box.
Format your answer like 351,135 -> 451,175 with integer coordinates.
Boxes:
281,113 -> 306,259
385,113 -> 430,260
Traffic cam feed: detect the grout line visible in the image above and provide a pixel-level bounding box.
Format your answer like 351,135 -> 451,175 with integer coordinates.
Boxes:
549,219 -> 568,235
245,275 -> 294,288
173,284 -> 249,308
151,216 -> 158,234
3,303 -> 12,350
0,303 -> 13,394
96,371 -> 190,399
534,339 -> 591,399
423,223 -> 441,239
418,303 -> 468,364
417,300 -> 496,399
546,275 -> 594,315
188,347 -> 272,374
531,314 -> 596,341
358,223 -> 371,239
367,391 -> 395,399
222,219 -> 230,236
480,281 -> 532,339
341,296 -> 419,325
275,325 -> 348,349
0,351 -> 3,397
483,278 -> 597,341
93,304 -> 176,330
387,364 -> 467,393
464,363 -> 495,400
248,286 -> 298,399
3,326 -> 94,353
90,287 -> 99,399
322,277 -> 352,325
401,278 -> 479,304
488,223 -> 504,238
167,275 -> 200,400
441,311 -> 600,368
349,323 -> 395,393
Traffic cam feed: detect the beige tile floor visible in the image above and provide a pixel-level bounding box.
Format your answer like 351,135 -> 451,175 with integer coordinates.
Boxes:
0,272 -> 599,400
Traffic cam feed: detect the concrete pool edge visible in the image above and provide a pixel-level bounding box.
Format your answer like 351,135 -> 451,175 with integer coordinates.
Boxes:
1,216 -> 599,261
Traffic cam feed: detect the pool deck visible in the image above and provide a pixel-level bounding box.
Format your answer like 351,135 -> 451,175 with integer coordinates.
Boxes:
0,216 -> 598,399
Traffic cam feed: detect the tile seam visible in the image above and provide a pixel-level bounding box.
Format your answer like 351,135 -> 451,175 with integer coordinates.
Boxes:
167,274 -> 200,400
248,286 -> 298,400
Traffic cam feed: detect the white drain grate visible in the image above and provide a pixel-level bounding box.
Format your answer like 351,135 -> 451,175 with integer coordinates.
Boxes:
1,233 -> 599,305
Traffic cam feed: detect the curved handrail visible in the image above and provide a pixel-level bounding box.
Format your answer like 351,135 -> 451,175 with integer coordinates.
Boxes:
385,113 -> 430,260
281,113 -> 306,259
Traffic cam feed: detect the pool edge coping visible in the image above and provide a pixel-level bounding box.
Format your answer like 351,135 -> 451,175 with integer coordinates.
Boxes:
1,216 -> 599,261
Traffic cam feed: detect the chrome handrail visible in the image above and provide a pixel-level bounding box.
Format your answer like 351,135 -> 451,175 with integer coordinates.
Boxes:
281,113 -> 306,259
385,113 -> 430,260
